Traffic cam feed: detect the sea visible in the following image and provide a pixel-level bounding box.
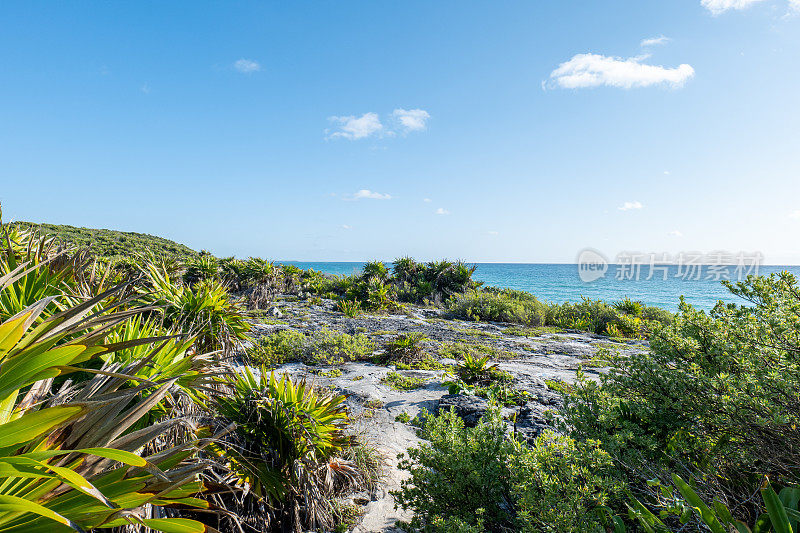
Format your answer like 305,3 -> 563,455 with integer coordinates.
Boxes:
283,262 -> 800,312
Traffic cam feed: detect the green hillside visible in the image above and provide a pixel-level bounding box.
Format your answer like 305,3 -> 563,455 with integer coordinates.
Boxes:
15,221 -> 200,262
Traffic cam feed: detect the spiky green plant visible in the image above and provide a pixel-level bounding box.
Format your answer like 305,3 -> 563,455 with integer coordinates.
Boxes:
456,352 -> 499,385
337,299 -> 362,318
213,368 -> 364,531
362,261 -> 389,282
141,263 -> 250,352
0,269 -> 215,532
184,255 -> 220,285
385,333 -> 428,364
612,297 -> 644,317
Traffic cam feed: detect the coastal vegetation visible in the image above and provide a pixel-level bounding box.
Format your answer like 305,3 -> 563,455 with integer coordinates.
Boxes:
3,212 -> 799,532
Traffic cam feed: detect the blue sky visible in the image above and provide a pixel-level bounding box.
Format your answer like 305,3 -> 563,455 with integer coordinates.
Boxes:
1,1 -> 799,262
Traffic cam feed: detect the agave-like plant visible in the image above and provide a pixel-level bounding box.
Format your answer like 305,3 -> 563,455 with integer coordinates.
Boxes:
456,352 -> 499,385
0,268 -> 216,532
212,368 -> 363,531
141,263 -> 250,353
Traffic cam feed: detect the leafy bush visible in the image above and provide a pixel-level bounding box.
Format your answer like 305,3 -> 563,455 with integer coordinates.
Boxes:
383,371 -> 426,390
509,432 -> 623,532
396,405 -> 618,531
246,329 -> 305,367
183,254 -> 220,285
546,298 -> 620,335
612,297 -> 645,316
454,352 -> 502,385
447,289 -> 547,325
385,332 -> 428,363
337,298 -> 363,317
248,328 -> 375,366
394,407 -> 516,530
561,273 -> 800,524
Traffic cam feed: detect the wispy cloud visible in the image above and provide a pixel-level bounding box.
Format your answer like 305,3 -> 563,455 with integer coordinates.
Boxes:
549,53 -> 694,89
392,108 -> 431,133
341,224 -> 352,230
326,109 -> 430,140
327,113 -> 384,140
668,230 -> 684,237
350,189 -> 391,200
618,201 -> 644,211
487,230 -> 499,236
435,207 -> 450,215
423,198 -> 432,203
641,35 -> 671,47
140,83 -> 151,94
701,0 -> 767,15
702,0 -> 800,14
233,59 -> 261,73
789,210 -> 800,219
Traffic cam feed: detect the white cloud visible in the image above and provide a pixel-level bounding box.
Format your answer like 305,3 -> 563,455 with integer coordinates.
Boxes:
352,189 -> 391,200
435,208 -> 450,215
233,59 -> 261,73
789,210 -> 800,219
140,83 -> 151,94
618,201 -> 644,211
701,0 -> 767,14
668,230 -> 684,237
327,113 -> 383,140
342,224 -> 352,230
487,230 -> 499,236
664,170 -> 671,175
423,198 -> 432,203
549,53 -> 694,89
641,35 -> 671,47
392,108 -> 430,132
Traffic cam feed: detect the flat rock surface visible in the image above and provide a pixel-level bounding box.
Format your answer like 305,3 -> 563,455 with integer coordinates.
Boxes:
241,296 -> 649,532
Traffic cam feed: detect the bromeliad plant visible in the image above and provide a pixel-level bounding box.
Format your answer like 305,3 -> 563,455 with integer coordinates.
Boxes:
141,263 -> 250,353
213,368 -> 366,531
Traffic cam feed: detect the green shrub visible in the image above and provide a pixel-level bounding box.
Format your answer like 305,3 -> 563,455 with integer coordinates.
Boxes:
545,298 -> 619,335
447,289 -> 547,325
454,352 -> 503,385
383,371 -> 426,390
394,407 -> 516,530
363,260 -> 390,281
247,329 -> 305,366
611,297 -> 644,316
385,332 -> 428,363
249,328 -> 375,366
307,328 -> 375,364
184,254 -> 220,285
509,432 -> 623,532
396,406 -> 622,532
560,273 -> 800,523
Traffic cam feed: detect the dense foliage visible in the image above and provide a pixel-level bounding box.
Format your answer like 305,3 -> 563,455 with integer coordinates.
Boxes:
448,290 -> 673,338
15,220 -> 199,262
398,273 -> 800,532
395,406 -> 622,532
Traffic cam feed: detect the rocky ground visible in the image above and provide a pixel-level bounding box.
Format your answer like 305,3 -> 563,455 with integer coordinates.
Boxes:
242,296 -> 649,532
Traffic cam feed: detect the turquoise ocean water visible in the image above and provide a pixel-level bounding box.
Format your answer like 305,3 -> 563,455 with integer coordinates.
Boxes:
284,262 -> 800,312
